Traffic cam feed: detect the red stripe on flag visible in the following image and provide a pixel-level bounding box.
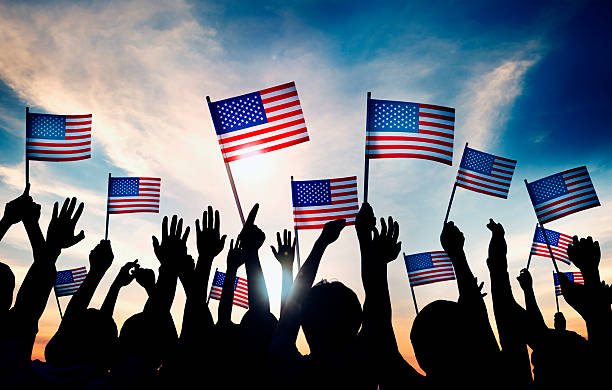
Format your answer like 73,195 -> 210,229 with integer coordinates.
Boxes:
457,173 -> 509,190
367,154 -> 452,165
534,190 -> 597,212
419,121 -> 454,130
366,144 -> 453,156
27,147 -> 91,154
27,155 -> 90,162
538,197 -> 600,219
418,112 -> 455,122
264,99 -> 300,113
109,209 -> 160,214
418,130 -> 454,139
418,103 -> 455,113
265,109 -> 303,123
224,136 -> 309,162
261,90 -> 298,105
296,221 -> 355,230
65,121 -> 92,126
221,128 -> 307,154
293,205 -> 359,215
366,135 -> 453,148
219,118 -> 305,144
456,183 -> 508,198
66,135 -> 91,140
259,82 -> 296,95
66,114 -> 92,119
27,141 -> 90,147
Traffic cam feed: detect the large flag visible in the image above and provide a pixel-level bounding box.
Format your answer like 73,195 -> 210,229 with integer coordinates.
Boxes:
456,146 -> 516,198
107,177 -> 161,214
55,267 -> 87,297
531,226 -> 573,265
292,176 -> 358,230
365,99 -> 455,165
553,272 -> 584,296
209,270 -> 249,309
209,81 -> 309,163
404,251 -> 455,287
526,166 -> 600,224
26,113 -> 92,161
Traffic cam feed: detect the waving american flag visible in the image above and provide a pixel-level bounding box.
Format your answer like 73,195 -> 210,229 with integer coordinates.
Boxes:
26,112 -> 92,161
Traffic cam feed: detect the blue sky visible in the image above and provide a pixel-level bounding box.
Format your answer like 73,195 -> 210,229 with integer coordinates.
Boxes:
0,0 -> 610,366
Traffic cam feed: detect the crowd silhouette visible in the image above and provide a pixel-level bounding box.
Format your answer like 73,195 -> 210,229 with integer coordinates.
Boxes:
0,185 -> 610,389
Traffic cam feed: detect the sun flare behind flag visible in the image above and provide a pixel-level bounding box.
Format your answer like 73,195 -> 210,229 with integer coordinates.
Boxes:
107,177 -> 161,214
366,99 -> 455,165
292,176 -> 359,230
209,81 -> 309,163
26,112 -> 92,161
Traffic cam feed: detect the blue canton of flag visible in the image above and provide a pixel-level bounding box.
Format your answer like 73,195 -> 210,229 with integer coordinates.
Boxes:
404,251 -> 455,287
456,146 -> 517,199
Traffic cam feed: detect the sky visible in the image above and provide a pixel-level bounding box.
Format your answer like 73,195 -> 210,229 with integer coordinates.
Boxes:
0,0 -> 611,370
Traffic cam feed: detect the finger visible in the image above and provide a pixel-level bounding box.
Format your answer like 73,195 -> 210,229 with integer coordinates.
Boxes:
277,232 -> 282,249
230,238 -> 234,250
207,205 -> 213,229
73,202 -> 84,223
214,209 -> 220,233
162,216 -> 168,241
60,198 -> 70,217
392,221 -> 399,242
380,217 -> 387,237
283,229 -> 288,245
71,230 -> 85,246
170,215 -> 178,237
372,226 -> 380,241
177,218 -> 184,237
52,201 -> 59,221
182,226 -> 190,243
292,235 -> 297,250
287,231 -> 292,247
152,236 -> 160,252
195,219 -> 201,235
220,234 -> 226,249
387,216 -> 393,237
245,203 -> 259,226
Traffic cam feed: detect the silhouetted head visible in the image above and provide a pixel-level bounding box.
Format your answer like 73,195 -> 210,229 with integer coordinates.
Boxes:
46,308 -> 117,371
553,312 -> 566,331
532,330 -> 590,387
300,280 -> 362,354
117,312 -> 178,371
240,309 -> 278,346
411,300 -> 484,381
0,262 -> 15,313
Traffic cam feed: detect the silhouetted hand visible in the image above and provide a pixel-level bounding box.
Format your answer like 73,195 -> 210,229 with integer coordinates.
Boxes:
227,238 -> 246,270
486,219 -> 507,267
134,267 -> 156,295
371,217 -> 401,264
114,260 -> 139,287
22,198 -> 41,225
46,197 -> 85,252
2,183 -> 33,226
152,215 -> 190,268
238,204 -> 265,252
319,219 -> 346,245
517,269 -> 533,291
271,230 -> 296,268
89,240 -> 114,274
554,312 -> 566,331
567,236 -> 600,275
440,221 -> 464,256
355,202 -> 376,243
177,254 -> 196,281
196,206 -> 227,259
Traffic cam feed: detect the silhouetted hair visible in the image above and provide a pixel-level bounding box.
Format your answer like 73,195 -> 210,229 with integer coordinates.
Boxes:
300,280 -> 362,354
0,262 -> 15,313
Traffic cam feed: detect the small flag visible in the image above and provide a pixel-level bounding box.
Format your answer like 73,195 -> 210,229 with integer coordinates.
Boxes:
531,226 -> 573,265
55,267 -> 87,297
210,81 -> 309,163
404,251 -> 455,287
107,177 -> 161,214
26,113 -> 92,161
209,270 -> 248,309
456,146 -> 517,198
526,166 -> 600,224
553,272 -> 584,296
292,176 -> 358,230
366,99 -> 455,165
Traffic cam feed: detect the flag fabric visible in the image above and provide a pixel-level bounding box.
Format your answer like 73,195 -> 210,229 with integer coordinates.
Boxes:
55,267 -> 87,297
209,270 -> 249,309
365,99 -> 455,165
530,226 -> 573,265
526,166 -> 600,224
210,81 -> 309,163
26,113 -> 92,161
553,272 -> 584,296
404,251 -> 455,287
292,176 -> 358,230
456,146 -> 517,199
107,177 -> 161,214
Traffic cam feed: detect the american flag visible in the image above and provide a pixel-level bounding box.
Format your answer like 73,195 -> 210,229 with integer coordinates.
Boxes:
526,166 -> 600,224
107,177 -> 161,214
553,272 -> 584,296
456,146 -> 517,199
209,270 -> 248,309
210,82 -> 309,163
366,99 -> 455,165
292,176 -> 358,230
26,113 -> 92,161
530,225 -> 573,265
55,267 -> 87,297
404,251 -> 455,287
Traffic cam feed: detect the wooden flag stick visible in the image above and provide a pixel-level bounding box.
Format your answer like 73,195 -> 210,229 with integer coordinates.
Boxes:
363,92 -> 372,203
524,179 -> 561,274
206,96 -> 246,224
104,173 -> 111,240
291,176 -> 301,270
443,143 -> 468,225
25,107 -> 30,185
54,289 -> 64,319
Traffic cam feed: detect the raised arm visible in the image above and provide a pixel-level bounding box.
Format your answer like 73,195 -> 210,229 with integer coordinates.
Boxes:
0,185 -> 33,243
516,268 -> 547,348
100,260 -> 139,317
218,238 -> 245,326
271,229 -> 296,315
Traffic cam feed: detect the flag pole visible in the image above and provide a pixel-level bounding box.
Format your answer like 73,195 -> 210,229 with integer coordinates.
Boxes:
524,179 -> 561,274
206,96 -> 246,225
291,176 -> 301,269
526,223 -> 538,269
405,254 -> 419,314
54,289 -> 64,319
554,272 -> 560,313
206,268 -> 217,305
25,107 -> 30,185
104,173 -> 111,240
363,92 -> 371,203
444,142 -> 467,225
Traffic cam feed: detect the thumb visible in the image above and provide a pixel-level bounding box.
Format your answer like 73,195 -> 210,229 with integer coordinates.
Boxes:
71,230 -> 85,246
271,246 -> 278,257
